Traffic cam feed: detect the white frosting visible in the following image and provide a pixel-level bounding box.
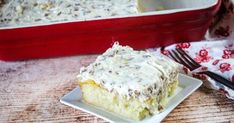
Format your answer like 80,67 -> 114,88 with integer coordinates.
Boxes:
77,43 -> 178,102
0,0 -> 136,27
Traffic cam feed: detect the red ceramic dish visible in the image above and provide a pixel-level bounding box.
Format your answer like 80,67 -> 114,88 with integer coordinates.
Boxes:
0,0 -> 221,61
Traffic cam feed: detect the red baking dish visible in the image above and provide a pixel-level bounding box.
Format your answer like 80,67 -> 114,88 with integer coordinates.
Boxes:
0,0 -> 221,61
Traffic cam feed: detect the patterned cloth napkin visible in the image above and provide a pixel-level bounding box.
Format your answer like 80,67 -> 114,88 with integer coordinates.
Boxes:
149,0 -> 234,100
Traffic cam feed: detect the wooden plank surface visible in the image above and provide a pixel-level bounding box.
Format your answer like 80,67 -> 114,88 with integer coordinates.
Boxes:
0,55 -> 234,123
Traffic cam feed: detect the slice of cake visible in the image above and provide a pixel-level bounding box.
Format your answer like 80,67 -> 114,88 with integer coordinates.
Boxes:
77,43 -> 179,120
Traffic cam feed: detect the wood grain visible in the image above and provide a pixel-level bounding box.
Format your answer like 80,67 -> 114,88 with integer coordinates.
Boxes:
0,55 -> 234,123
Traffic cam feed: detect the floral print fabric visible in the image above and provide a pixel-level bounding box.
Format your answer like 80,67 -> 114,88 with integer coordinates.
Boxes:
148,0 -> 234,99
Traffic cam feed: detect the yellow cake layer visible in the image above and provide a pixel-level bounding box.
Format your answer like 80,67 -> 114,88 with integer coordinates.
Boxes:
79,80 -> 178,121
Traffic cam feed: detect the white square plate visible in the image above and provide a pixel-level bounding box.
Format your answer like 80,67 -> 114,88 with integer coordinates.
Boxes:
60,74 -> 202,123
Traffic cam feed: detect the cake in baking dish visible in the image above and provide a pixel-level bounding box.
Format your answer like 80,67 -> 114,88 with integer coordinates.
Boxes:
0,0 -> 137,27
77,43 -> 179,120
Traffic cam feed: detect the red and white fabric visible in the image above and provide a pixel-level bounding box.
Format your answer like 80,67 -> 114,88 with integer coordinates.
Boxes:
148,0 -> 234,100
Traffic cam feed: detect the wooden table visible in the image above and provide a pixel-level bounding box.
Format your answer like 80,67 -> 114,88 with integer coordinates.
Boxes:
1,55 -> 234,123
